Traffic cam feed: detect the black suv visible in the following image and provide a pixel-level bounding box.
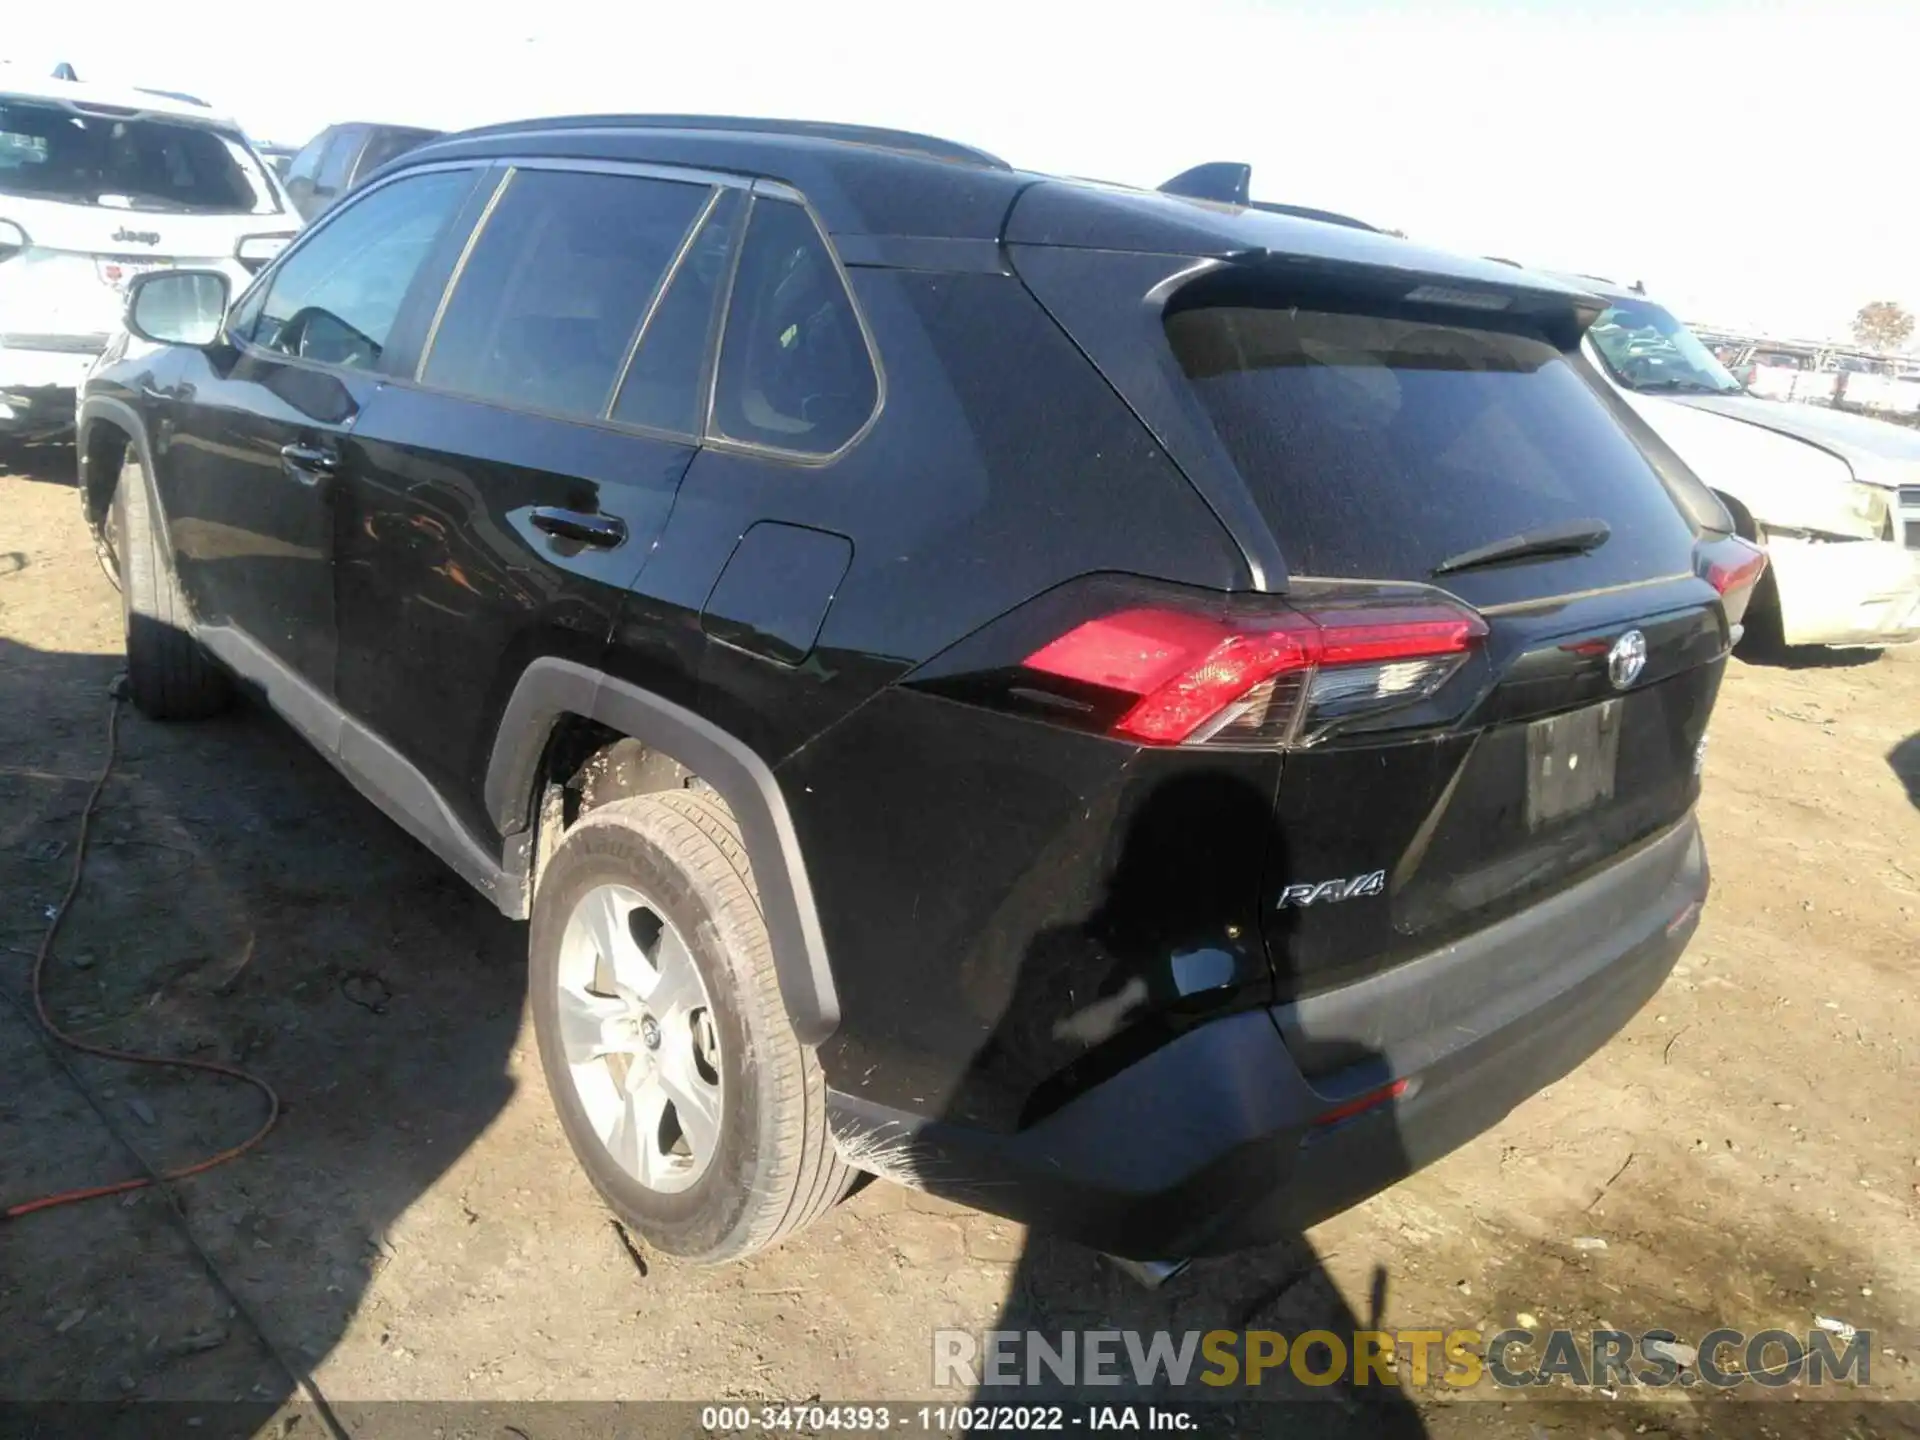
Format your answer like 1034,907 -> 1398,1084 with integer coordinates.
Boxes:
78,116 -> 1764,1265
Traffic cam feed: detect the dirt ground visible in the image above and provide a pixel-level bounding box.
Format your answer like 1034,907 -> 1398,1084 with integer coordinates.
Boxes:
4,444 -> 1919,1439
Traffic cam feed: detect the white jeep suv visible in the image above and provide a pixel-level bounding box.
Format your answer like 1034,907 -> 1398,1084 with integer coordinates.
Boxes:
1,72 -> 296,436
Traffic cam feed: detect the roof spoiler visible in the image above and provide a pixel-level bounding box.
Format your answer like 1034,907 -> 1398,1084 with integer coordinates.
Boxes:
135,87 -> 211,108
1157,162 -> 1380,232
1158,161 -> 1252,206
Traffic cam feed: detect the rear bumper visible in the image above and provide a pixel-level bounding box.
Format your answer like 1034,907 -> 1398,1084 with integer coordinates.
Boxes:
0,383 -> 80,435
1771,534 -> 1920,647
0,344 -> 98,434
828,815 -> 1707,1258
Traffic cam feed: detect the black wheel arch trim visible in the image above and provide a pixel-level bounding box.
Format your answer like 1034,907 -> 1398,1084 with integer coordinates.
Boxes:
77,395 -> 157,536
486,657 -> 841,1046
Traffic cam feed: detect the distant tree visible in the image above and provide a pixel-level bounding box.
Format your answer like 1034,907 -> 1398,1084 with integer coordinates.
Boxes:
1851,300 -> 1914,352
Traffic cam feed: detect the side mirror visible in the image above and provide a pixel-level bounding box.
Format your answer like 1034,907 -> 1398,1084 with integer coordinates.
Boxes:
125,269 -> 231,348
235,233 -> 294,272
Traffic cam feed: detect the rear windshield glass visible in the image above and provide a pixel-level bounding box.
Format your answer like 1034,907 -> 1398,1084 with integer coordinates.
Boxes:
0,98 -> 278,215
1166,303 -> 1696,582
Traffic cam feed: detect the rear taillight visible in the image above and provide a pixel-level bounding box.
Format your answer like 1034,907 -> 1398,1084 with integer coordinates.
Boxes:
1022,593 -> 1486,748
1699,535 -> 1767,627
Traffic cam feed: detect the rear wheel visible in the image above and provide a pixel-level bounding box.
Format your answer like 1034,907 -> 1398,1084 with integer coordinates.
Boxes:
116,456 -> 231,720
529,791 -> 849,1262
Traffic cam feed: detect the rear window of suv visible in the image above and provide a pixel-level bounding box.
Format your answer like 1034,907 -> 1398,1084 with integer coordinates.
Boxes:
1166,301 -> 1697,584
0,98 -> 278,214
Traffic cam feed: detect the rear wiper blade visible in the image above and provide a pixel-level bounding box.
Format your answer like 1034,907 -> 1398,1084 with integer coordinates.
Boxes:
1431,519 -> 1612,578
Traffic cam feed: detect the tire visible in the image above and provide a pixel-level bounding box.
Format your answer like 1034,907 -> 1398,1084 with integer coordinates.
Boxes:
1733,553 -> 1786,661
116,455 -> 231,720
529,790 -> 850,1262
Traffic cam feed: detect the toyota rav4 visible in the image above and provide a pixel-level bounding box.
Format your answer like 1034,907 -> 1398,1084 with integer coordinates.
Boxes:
77,117 -> 1762,1265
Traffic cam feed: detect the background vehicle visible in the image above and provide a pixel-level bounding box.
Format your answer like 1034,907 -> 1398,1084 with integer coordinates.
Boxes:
1730,343 -> 1820,401
281,121 -> 443,220
1580,280 -> 1920,647
253,141 -> 300,177
0,71 -> 295,437
78,118 -> 1754,1265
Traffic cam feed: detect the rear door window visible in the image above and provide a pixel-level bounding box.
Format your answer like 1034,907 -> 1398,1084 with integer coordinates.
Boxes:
611,187 -> 743,434
1165,302 -> 1698,586
419,168 -> 710,421
710,196 -> 877,456
247,168 -> 473,370
0,98 -> 277,214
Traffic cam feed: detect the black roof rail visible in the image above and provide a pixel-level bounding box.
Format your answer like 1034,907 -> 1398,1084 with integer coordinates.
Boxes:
446,113 -> 1009,169
1484,255 -> 1523,267
1156,162 -> 1379,232
1158,162 -> 1252,205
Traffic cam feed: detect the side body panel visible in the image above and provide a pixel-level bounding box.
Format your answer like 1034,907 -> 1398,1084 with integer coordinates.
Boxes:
148,344 -> 381,696
335,387 -> 698,840
597,262 -> 1254,1127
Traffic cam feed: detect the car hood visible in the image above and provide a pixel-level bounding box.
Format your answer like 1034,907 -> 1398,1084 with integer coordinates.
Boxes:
1668,393 -> 1920,490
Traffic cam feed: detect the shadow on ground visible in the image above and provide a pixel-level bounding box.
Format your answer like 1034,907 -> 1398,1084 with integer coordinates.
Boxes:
0,633 -> 523,1424
0,438 -> 79,487
1736,638 -> 1885,671
1893,733 -> 1920,810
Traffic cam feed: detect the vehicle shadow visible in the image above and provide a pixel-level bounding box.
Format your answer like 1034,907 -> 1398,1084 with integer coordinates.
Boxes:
1892,733 -> 1920,810
1735,637 -> 1885,670
0,438 -> 80,487
0,632 -> 523,1432
951,772 -> 1428,1437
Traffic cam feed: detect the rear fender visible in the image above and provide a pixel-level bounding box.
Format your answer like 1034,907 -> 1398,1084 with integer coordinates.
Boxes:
485,658 -> 840,1045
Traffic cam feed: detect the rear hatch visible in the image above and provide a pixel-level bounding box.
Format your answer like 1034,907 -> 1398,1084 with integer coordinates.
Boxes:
1007,186 -> 1755,1010
1,94 -> 286,346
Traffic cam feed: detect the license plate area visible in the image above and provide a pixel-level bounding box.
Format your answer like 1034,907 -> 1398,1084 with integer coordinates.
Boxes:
94,256 -> 171,291
1525,699 -> 1622,829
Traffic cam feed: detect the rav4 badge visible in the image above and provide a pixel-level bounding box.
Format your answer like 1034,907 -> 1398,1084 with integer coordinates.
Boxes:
1277,870 -> 1387,908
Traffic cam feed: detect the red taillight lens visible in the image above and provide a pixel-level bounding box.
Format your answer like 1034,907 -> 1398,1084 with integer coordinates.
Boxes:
1705,538 -> 1767,598
1023,596 -> 1486,747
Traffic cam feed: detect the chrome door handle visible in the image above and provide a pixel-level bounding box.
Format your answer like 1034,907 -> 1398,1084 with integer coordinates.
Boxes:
279,442 -> 338,486
530,507 -> 627,548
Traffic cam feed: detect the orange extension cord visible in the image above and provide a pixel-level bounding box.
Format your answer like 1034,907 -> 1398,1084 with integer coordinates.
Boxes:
2,698 -> 281,1221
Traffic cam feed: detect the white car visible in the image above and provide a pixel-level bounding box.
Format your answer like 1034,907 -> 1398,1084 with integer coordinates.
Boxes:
1575,281 -> 1920,649
1,72 -> 296,437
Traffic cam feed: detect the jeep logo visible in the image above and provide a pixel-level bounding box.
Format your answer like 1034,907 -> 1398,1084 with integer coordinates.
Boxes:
1277,870 -> 1387,908
112,227 -> 161,246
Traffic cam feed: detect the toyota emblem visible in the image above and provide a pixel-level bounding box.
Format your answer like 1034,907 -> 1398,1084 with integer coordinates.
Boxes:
1607,629 -> 1647,690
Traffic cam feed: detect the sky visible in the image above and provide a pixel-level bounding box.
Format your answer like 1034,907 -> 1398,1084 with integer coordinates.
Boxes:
5,0 -> 1914,342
